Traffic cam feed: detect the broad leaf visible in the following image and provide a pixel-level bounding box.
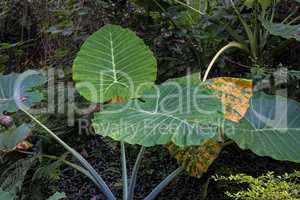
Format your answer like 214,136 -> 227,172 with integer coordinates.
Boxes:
0,124 -> 31,152
226,93 -> 300,163
93,77 -> 224,147
73,25 -> 157,103
0,70 -> 46,114
262,21 -> 300,41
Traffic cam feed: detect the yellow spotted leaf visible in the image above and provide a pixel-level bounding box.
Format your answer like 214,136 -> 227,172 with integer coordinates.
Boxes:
166,140 -> 223,178
205,77 -> 253,123
167,77 -> 252,178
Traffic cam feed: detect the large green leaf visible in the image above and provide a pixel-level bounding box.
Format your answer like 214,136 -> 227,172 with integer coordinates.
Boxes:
93,77 -> 224,147
0,70 -> 46,114
73,25 -> 157,103
0,124 -> 31,152
226,93 -> 300,163
262,21 -> 300,41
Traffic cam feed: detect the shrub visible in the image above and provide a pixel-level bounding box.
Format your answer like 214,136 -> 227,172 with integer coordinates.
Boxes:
213,171 -> 300,200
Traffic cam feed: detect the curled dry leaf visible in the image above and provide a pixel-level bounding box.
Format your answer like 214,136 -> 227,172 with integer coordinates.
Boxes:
15,141 -> 33,151
0,124 -> 31,154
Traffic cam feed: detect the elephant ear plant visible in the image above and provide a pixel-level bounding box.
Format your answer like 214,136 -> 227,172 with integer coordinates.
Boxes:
18,25 -> 223,200
17,24 -> 300,200
72,24 -> 224,199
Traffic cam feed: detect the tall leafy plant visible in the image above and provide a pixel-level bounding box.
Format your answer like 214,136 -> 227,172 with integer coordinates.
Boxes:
73,24 -> 300,195
16,24 -> 300,200
72,24 -> 225,199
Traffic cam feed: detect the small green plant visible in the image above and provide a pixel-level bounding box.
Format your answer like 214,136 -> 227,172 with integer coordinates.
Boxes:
213,171 -> 300,200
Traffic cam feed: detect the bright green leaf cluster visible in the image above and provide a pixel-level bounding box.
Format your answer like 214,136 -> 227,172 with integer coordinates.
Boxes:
214,171 -> 300,200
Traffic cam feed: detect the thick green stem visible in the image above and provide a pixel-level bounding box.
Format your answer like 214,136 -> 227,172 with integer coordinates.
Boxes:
144,167 -> 184,200
121,142 -> 128,200
128,146 -> 146,200
202,42 -> 248,82
20,107 -> 116,200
